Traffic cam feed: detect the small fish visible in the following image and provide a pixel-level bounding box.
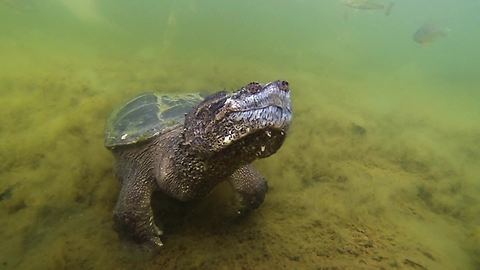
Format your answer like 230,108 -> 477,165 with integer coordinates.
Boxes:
343,0 -> 395,16
413,23 -> 449,46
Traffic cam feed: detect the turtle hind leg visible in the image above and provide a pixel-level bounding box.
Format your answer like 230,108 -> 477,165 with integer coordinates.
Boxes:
228,164 -> 268,216
113,162 -> 163,248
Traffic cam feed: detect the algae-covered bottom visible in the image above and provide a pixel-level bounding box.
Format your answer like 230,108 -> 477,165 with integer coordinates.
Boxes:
0,56 -> 479,270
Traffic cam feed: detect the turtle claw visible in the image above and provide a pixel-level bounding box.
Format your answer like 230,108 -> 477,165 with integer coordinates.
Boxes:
113,209 -> 165,248
145,222 -> 164,248
149,236 -> 164,248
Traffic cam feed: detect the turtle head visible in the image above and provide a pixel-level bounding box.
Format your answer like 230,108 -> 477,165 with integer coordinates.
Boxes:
183,80 -> 292,161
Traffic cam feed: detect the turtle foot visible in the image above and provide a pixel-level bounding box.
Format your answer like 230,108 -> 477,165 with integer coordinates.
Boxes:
113,211 -> 165,248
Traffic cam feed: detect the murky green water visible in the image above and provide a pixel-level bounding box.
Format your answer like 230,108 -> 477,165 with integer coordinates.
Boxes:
1,0 -> 479,269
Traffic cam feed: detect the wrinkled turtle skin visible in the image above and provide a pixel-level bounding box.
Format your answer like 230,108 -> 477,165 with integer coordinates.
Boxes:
104,80 -> 292,247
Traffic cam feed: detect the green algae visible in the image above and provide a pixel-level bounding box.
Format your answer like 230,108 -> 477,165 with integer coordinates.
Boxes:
1,0 -> 480,269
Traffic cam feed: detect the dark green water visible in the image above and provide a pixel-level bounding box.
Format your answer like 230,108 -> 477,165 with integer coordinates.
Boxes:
1,0 -> 479,269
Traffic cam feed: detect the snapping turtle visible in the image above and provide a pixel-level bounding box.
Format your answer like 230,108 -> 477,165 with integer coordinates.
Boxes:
104,80 -> 292,247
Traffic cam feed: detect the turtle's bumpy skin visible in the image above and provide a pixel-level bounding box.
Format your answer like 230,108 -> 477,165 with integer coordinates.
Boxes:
105,81 -> 292,247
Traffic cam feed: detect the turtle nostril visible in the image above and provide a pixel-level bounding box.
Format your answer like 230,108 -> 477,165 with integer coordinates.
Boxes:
279,80 -> 289,92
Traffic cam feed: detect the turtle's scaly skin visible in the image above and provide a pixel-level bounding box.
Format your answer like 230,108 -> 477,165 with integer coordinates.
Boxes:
107,81 -> 292,247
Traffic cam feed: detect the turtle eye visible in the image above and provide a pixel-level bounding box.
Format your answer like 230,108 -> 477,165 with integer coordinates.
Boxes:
245,82 -> 262,94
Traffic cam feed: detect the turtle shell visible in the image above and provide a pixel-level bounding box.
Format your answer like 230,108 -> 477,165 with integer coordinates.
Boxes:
104,92 -> 203,148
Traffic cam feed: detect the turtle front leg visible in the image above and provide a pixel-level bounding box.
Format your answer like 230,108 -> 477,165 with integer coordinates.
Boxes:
113,164 -> 163,247
228,164 -> 268,215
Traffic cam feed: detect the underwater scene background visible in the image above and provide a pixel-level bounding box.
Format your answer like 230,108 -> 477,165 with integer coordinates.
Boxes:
1,0 -> 479,269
